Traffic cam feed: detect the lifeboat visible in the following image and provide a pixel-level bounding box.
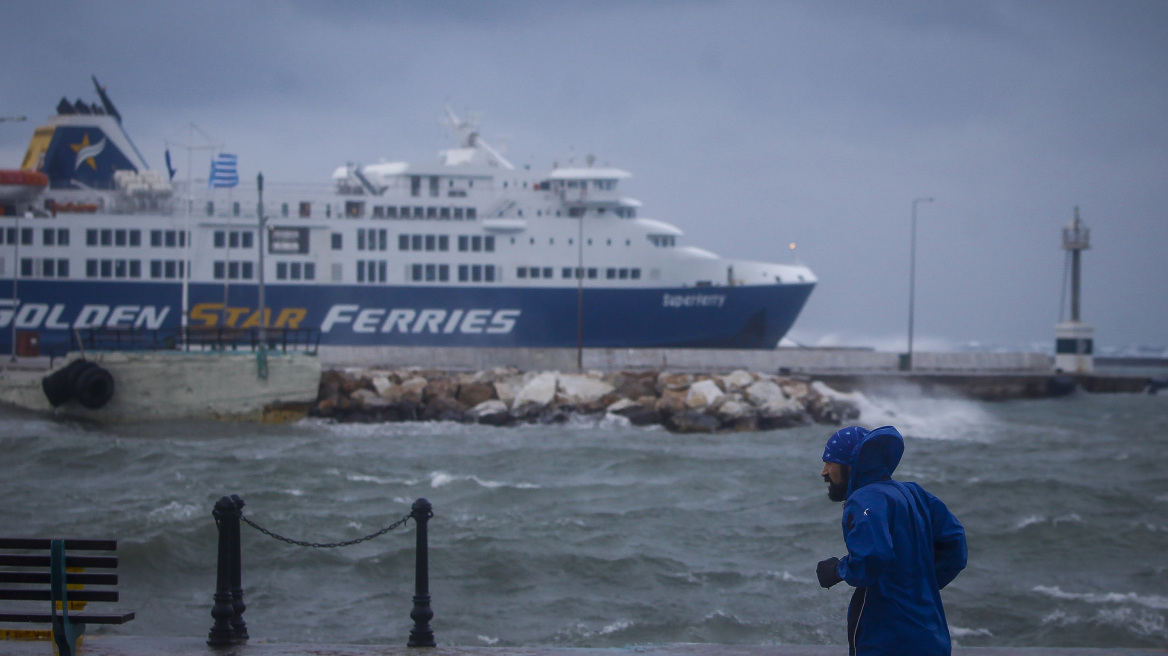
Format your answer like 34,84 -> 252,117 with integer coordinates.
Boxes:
0,169 -> 48,203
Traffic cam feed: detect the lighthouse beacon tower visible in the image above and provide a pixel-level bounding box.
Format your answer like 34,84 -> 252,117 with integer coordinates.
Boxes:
1055,207 -> 1094,373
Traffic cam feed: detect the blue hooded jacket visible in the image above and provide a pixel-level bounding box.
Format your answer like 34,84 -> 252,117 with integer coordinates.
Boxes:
829,426 -> 967,656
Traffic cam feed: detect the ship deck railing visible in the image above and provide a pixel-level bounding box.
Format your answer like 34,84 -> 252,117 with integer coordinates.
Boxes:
46,327 -> 321,364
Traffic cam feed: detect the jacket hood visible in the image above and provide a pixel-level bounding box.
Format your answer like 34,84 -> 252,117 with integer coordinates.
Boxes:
848,425 -> 904,496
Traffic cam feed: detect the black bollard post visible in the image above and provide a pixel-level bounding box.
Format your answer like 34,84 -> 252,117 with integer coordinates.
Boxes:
407,498 -> 436,647
208,496 -> 239,646
229,494 -> 249,642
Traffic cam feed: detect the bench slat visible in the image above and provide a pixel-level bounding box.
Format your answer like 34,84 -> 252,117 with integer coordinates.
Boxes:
0,572 -> 118,586
0,589 -> 119,603
0,539 -> 117,551
0,555 -> 118,568
0,611 -> 135,625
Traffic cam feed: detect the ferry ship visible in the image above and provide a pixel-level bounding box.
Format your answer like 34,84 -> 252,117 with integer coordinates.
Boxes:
0,77 -> 815,355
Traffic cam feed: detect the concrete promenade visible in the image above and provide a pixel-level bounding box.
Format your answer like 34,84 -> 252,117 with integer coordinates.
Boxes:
2,637 -> 1162,656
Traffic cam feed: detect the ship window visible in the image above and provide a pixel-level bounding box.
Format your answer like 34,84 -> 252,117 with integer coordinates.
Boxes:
165,231 -> 177,248
346,201 -> 364,218
229,232 -> 240,249
58,229 -> 69,246
43,229 -> 55,246
214,231 -> 225,248
466,207 -> 476,220
606,268 -> 616,279
331,233 -> 342,250
562,267 -> 572,279
130,260 -> 141,278
484,265 -> 495,282
100,260 -> 112,278
619,268 -> 629,280
410,264 -> 422,282
86,259 -> 97,278
242,262 -> 254,279
129,230 -> 140,247
282,203 -> 290,218
206,201 -> 214,217
357,261 -> 366,283
165,261 -> 178,279
384,206 -> 396,219
568,207 -> 584,218
411,176 -> 421,197
379,230 -> 388,251
472,236 -> 482,252
411,235 -> 422,250
150,260 -> 161,278
425,235 -> 436,251
429,176 -> 439,197
229,261 -> 241,280
414,206 -> 424,219
517,267 -> 527,279
458,235 -> 469,252
100,229 -> 112,246
454,207 -> 464,220
529,267 -> 539,279
115,230 -> 127,246
542,267 -> 553,279
439,264 -> 449,282
41,259 -> 54,278
438,235 -> 449,251
372,206 -> 384,219
458,265 -> 468,282
58,259 -> 70,278
425,264 -> 436,281
20,258 -> 33,277
427,207 -> 437,219
214,262 -> 225,279
233,202 -> 240,217
399,234 -> 409,251
300,202 -> 311,218
2,228 -> 11,244
631,268 -> 641,280
440,207 -> 450,220
357,230 -> 366,251
588,267 -> 597,279
291,262 -> 302,280
305,263 -> 315,280
150,230 -> 161,247
277,262 -> 288,280
242,232 -> 253,249
472,265 -> 482,282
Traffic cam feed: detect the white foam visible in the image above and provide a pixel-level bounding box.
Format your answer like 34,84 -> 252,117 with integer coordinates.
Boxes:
950,626 -> 993,637
429,470 -> 540,489
147,501 -> 199,522
1034,585 -> 1168,610
598,620 -> 632,635
477,635 -> 499,645
854,393 -> 998,442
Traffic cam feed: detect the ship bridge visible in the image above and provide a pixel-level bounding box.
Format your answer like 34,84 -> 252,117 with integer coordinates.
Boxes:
545,168 -> 631,212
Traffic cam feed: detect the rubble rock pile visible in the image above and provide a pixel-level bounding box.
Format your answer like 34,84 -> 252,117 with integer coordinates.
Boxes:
311,368 -> 861,433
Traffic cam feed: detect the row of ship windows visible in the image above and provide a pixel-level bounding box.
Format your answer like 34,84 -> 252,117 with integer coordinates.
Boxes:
343,231 -> 498,253
16,258 -> 191,280
518,266 -> 642,280
0,228 -> 187,249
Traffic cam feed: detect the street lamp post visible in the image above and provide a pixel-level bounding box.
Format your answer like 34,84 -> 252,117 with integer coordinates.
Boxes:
905,197 -> 933,371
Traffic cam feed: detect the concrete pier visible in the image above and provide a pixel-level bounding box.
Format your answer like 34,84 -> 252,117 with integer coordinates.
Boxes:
0,636 -> 1160,656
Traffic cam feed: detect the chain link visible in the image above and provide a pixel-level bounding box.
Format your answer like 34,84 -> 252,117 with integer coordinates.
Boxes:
240,512 -> 413,549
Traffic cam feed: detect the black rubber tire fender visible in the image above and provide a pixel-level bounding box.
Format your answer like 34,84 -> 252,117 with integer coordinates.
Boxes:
41,359 -> 90,407
74,364 -> 115,409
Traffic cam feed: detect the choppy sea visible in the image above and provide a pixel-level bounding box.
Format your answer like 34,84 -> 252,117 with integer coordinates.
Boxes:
1,389 -> 1165,649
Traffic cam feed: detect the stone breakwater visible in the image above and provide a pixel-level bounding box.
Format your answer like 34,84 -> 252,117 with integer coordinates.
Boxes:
311,368 -> 861,433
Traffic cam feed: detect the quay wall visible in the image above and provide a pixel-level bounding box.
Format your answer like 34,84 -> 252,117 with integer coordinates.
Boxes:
317,346 -> 1053,374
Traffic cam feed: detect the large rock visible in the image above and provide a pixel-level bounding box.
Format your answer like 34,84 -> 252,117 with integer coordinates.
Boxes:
423,377 -> 459,405
757,396 -> 810,430
654,388 -> 688,419
806,382 -> 861,425
399,376 -> 428,404
686,379 -> 725,409
608,371 -> 659,401
511,372 -> 558,418
468,400 -> 511,426
606,398 -> 662,427
657,372 -> 694,393
421,395 -> 465,422
351,388 -> 390,408
715,396 -> 758,432
557,374 -> 615,406
457,381 -> 496,408
744,379 -> 787,407
666,410 -> 720,434
720,370 -> 757,392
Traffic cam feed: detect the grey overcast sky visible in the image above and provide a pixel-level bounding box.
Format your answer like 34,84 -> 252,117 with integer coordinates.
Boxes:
2,0 -> 1166,353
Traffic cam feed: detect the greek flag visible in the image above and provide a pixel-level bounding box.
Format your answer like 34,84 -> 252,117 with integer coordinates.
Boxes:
209,153 -> 238,188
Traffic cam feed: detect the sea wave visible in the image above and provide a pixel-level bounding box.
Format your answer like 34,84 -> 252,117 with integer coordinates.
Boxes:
428,470 -> 540,489
1034,585 -> 1168,610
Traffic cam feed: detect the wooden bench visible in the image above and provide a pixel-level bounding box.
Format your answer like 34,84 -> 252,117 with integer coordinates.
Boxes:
0,538 -> 135,656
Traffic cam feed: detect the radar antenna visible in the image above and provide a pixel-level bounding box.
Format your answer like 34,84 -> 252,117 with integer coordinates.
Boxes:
443,105 -> 515,170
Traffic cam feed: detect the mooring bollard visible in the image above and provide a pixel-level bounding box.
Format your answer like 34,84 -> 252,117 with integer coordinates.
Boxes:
208,495 -> 245,647
407,497 -> 436,647
229,495 -> 249,642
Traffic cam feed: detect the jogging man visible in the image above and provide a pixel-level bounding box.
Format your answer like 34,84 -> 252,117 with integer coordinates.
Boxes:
817,425 -> 967,655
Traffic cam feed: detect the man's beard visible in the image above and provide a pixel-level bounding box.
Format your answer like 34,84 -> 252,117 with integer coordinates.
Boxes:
825,475 -> 848,502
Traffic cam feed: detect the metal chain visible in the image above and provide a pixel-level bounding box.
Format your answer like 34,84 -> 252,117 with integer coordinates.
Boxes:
239,512 -> 413,549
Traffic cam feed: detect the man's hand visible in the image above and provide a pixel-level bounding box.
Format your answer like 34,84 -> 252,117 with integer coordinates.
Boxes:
816,557 -> 843,588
